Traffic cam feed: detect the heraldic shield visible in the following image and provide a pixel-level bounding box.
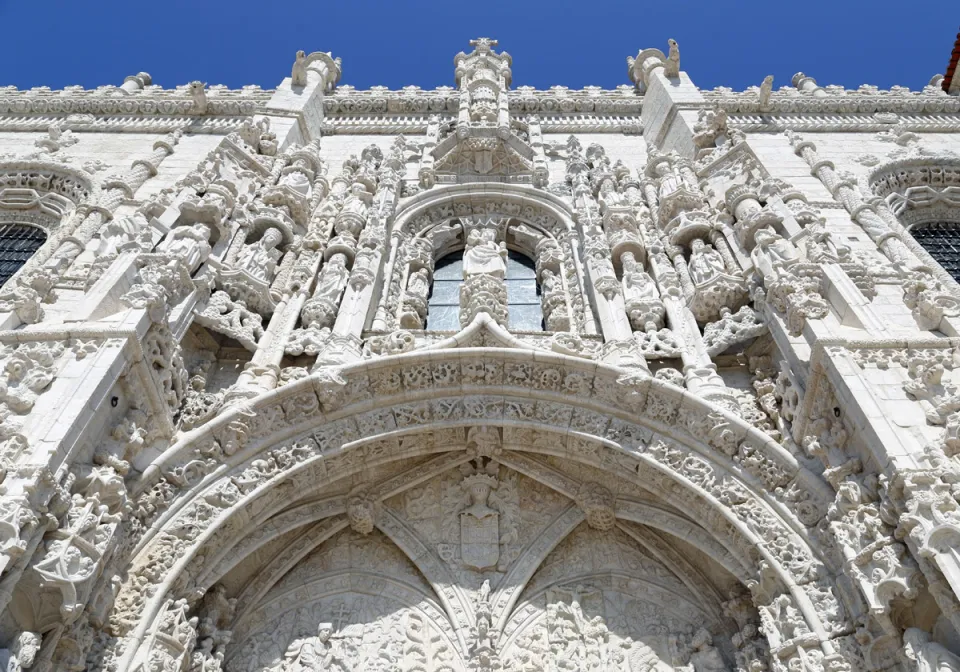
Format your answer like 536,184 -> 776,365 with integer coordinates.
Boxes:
459,474 -> 500,571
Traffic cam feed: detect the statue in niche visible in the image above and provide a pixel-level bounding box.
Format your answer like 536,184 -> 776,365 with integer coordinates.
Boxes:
237,227 -> 283,282
340,182 -> 372,220
902,628 -> 960,672
313,253 -> 350,303
463,229 -> 507,278
406,267 -> 430,302
158,223 -> 213,272
653,159 -> 682,200
598,176 -> 624,208
751,228 -> 799,285
688,239 -> 726,286
621,252 -> 659,302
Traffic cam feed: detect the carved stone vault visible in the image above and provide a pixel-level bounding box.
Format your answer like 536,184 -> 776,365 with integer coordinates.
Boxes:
2,34 -> 960,672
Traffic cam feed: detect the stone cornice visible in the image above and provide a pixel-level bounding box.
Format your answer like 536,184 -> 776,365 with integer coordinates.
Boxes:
3,82 -> 957,137
319,113 -> 643,135
0,114 -> 253,135
0,85 -> 272,117
702,87 -> 960,115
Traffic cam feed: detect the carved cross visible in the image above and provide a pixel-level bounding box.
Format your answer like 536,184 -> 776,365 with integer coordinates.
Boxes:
332,601 -> 349,632
470,38 -> 498,50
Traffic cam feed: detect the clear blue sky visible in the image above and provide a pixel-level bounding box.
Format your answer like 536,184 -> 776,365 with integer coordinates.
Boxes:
1,0 -> 957,93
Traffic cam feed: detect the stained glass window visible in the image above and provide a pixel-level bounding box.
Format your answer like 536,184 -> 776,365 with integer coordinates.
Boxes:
0,224 -> 45,288
911,223 -> 960,283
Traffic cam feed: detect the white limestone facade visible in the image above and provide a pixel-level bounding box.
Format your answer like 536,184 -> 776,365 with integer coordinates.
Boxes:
1,37 -> 960,672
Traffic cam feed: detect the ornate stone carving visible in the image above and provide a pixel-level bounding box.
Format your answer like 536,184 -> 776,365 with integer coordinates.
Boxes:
195,291 -> 265,351
575,482 -> 616,531
4,39 -> 960,672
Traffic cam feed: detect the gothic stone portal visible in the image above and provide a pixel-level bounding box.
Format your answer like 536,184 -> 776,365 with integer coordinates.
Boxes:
223,463 -> 739,672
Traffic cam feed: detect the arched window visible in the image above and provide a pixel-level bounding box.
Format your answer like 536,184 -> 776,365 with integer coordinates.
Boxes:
426,252 -> 463,331
505,251 -> 543,331
910,223 -> 960,283
425,250 -> 545,331
0,223 -> 46,288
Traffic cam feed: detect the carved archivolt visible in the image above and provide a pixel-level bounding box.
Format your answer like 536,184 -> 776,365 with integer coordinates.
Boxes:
104,344 -> 838,670
0,160 -> 97,227
870,157 -> 960,228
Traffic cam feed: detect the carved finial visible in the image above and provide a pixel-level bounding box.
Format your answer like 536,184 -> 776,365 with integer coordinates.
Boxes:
665,39 -> 680,78
469,37 -> 498,51
759,75 -> 774,111
292,50 -> 307,87
189,81 -> 208,115
289,51 -> 342,92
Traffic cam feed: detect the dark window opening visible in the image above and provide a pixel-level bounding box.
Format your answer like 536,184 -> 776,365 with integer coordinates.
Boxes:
0,224 -> 46,288
912,223 -> 960,283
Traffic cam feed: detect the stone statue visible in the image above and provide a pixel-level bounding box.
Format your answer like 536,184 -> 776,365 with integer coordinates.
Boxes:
654,160 -> 682,200
688,239 -> 726,285
1,631 -> 41,671
621,251 -> 659,302
751,228 -> 799,285
806,218 -> 850,261
539,268 -> 568,329
279,163 -> 311,195
463,229 -> 507,278
406,267 -> 430,300
291,51 -> 308,87
158,223 -> 213,272
598,177 -> 624,208
687,628 -> 727,672
759,75 -> 774,109
340,182 -> 371,220
902,628 -> 960,672
313,253 -> 350,303
283,623 -> 343,671
614,637 -> 673,672
96,213 -> 149,257
238,227 -> 283,282
665,39 -> 680,78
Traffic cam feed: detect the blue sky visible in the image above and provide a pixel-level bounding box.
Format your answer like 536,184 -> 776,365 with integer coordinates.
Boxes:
1,1 -> 956,92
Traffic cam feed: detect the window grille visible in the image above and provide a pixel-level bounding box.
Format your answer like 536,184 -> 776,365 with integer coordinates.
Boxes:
0,223 -> 45,288
911,223 -> 960,283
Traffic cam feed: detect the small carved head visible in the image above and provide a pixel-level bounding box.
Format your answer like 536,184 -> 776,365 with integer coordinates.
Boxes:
261,227 -> 283,249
